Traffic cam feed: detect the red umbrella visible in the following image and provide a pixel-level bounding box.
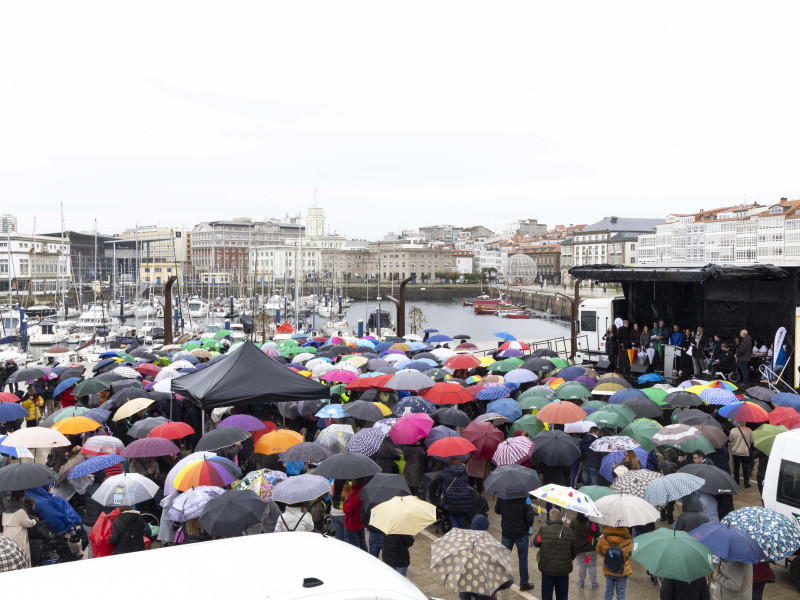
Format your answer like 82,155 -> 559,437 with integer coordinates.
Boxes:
427,436 -> 477,458
134,363 -> 161,378
460,421 -> 505,460
535,401 -> 587,424
0,393 -> 19,403
498,341 -> 531,352
444,355 -> 481,370
346,374 -> 392,392
767,406 -> 800,429
148,422 -> 195,440
422,382 -> 474,405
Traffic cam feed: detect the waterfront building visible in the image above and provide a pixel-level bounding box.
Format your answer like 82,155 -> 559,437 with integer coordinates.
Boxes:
114,225 -> 192,286
0,214 -> 17,234
0,232 -> 70,295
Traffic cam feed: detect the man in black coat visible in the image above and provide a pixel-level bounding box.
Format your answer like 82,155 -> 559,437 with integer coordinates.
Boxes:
617,320 -> 631,375
579,427 -> 601,485
495,497 -> 536,591
108,507 -> 151,555
533,509 -> 578,600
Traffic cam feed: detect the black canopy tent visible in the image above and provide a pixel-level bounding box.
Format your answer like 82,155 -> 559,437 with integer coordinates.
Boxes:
172,341 -> 329,410
569,263 -> 799,384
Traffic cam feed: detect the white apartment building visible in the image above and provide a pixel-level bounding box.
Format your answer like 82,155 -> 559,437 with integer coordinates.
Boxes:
0,214 -> 17,234
0,233 -> 70,294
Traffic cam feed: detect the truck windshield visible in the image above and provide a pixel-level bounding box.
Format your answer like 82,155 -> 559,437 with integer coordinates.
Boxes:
777,459 -> 800,510
580,311 -> 596,333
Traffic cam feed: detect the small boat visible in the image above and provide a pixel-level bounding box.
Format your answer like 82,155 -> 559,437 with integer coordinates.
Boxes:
501,310 -> 533,319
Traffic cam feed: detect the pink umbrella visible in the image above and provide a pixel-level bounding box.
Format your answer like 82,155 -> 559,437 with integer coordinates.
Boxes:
320,370 -> 359,383
388,413 -> 435,444
492,437 -> 535,467
121,437 -> 180,459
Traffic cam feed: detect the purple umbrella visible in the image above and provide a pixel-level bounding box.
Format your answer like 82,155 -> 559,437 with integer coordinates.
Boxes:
121,437 -> 180,459
574,376 -> 597,390
218,414 -> 269,431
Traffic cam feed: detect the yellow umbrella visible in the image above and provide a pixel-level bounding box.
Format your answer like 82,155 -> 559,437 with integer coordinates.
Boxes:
389,343 -> 411,352
342,356 -> 368,369
51,417 -> 101,435
478,356 -> 496,367
113,398 -> 155,422
372,402 -> 393,417
297,370 -> 312,378
684,385 -> 707,395
593,382 -> 626,395
369,496 -> 437,535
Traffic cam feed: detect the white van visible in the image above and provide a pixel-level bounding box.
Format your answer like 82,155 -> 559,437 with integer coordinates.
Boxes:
1,532 -> 430,599
761,428 -> 800,587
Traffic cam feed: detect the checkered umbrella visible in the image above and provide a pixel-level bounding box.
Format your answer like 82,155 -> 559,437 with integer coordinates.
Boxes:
431,528 -> 513,596
610,469 -> 662,497
0,535 -> 29,572
491,437 -> 535,467
699,388 -> 737,406
344,427 -> 386,456
643,473 -> 704,506
590,435 -> 640,453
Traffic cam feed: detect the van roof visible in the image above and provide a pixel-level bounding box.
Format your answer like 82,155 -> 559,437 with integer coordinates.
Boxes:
2,532 -> 428,599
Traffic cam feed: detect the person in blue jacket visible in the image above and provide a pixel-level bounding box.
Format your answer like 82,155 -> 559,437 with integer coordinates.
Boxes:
25,485 -> 82,535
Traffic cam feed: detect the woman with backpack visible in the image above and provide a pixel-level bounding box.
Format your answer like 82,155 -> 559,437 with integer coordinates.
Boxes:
596,525 -> 633,599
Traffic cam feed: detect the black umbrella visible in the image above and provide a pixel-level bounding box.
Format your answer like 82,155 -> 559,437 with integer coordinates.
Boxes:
314,453 -> 381,479
520,357 -> 555,373
678,463 -> 739,494
746,386 -> 776,402
484,464 -> 542,499
280,442 -> 333,462
341,400 -> 385,422
383,337 -> 404,343
352,346 -> 376,354
57,367 -> 85,383
432,406 -> 471,428
413,352 -> 439,362
532,348 -> 558,358
621,396 -> 663,419
127,417 -> 169,439
195,427 -> 250,451
424,368 -> 450,382
360,473 -> 410,509
0,463 -> 57,492
109,379 -> 143,393
674,409 -> 724,429
7,367 -> 49,384
199,489 -> 265,536
358,389 -> 380,403
278,400 -> 324,419
453,334 -> 471,340
130,348 -> 157,361
664,391 -> 705,408
95,371 -> 125,383
106,387 -> 150,410
530,430 -> 581,466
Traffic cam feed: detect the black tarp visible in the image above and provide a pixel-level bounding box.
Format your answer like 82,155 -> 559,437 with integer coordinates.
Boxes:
172,340 -> 329,409
569,263 -> 789,283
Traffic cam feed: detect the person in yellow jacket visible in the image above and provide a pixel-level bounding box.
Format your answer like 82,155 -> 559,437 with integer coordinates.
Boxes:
21,384 -> 44,426
596,526 -> 633,599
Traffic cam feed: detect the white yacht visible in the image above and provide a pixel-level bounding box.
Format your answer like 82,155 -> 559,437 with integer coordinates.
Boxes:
75,305 -> 118,334
229,322 -> 247,342
187,297 -> 209,318
27,322 -> 69,346
321,318 -> 349,337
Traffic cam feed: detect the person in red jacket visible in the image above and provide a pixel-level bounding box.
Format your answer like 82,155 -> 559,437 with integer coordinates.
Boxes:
59,386 -> 77,409
343,478 -> 367,551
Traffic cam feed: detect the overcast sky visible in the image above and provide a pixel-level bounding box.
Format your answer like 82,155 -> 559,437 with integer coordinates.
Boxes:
2,2 -> 799,239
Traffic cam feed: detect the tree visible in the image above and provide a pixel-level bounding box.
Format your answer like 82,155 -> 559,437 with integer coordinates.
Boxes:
408,306 -> 427,334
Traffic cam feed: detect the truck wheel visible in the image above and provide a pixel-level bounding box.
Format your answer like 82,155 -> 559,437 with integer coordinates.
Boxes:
790,556 -> 800,591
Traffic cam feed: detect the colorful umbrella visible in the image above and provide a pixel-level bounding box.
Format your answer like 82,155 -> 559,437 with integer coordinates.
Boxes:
235,469 -> 287,500
721,506 -> 800,561
491,437 -> 535,467
172,456 -> 242,491
718,401 -> 769,423
530,484 -> 602,518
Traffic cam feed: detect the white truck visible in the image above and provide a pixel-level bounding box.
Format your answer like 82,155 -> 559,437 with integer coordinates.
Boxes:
575,296 -> 628,364
762,428 -> 800,589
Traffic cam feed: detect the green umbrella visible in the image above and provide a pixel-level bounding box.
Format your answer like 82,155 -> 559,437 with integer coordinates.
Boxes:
620,420 -> 662,452
666,434 -> 715,455
330,384 -> 347,397
509,414 -> 546,437
631,528 -> 713,582
72,379 -> 110,396
520,388 -> 553,400
213,330 -> 232,339
202,340 -> 222,351
753,424 -> 788,455
641,387 -> 669,405
199,337 -> 217,346
607,404 -> 636,426
488,359 -> 519,374
582,400 -> 609,411
118,353 -> 135,364
181,342 -> 201,350
516,395 -> 551,411
548,357 -> 570,370
554,382 -> 592,401
579,485 -> 615,502
283,346 -> 311,358
584,410 -> 624,428
277,339 -> 299,348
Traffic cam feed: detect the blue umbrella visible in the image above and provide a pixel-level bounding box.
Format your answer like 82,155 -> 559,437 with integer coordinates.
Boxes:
303,340 -> 322,348
427,335 -> 453,343
178,368 -> 197,374
180,355 -> 200,364
486,398 -> 522,421
408,343 -> 431,351
0,403 -> 27,421
291,333 -> 308,339
422,328 -> 439,334
557,366 -> 586,381
503,370 -> 537,385
315,405 -> 348,419
99,352 -> 120,359
638,373 -> 665,384
83,408 -> 111,423
771,392 -> 800,410
394,396 -> 436,415
424,425 -> 459,447
699,388 -> 736,406
67,454 -> 126,480
208,355 -> 227,364
54,377 -> 81,398
608,388 -> 648,405
599,447 -> 650,482
403,361 -> 433,372
475,385 -> 512,401
0,435 -> 31,459
494,332 -> 517,341
375,342 -> 394,353
49,366 -> 68,376
689,522 -> 769,563
92,358 -> 118,372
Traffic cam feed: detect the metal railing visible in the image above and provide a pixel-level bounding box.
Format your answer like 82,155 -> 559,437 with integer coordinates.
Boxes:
759,361 -> 798,395
478,333 -> 590,360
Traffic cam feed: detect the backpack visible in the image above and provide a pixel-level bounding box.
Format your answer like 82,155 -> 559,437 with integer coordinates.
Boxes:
603,539 -> 626,574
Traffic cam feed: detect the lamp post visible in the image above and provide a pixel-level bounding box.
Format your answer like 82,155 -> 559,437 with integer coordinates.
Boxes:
376,295 -> 382,341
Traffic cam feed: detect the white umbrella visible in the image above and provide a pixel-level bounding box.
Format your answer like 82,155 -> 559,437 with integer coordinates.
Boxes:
564,421 -> 594,434
311,363 -> 334,378
292,352 -> 316,363
167,360 -> 194,370
92,473 -> 159,507
594,493 -> 660,527
316,424 -> 354,454
305,358 -> 329,371
113,366 -> 140,379
154,369 -> 182,382
152,378 -> 173,394
386,369 -> 436,391
165,451 -> 217,495
166,486 -> 225,521
403,334 -> 423,342
383,354 -> 406,364
4,427 -> 71,449
431,348 -> 455,361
